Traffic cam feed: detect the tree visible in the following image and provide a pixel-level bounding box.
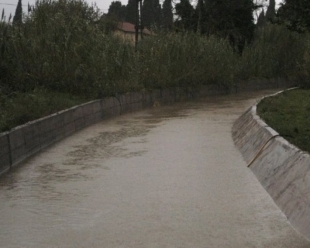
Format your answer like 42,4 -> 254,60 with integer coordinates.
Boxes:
153,0 -> 162,28
195,0 -> 206,33
175,0 -> 195,31
256,9 -> 265,28
162,0 -> 173,29
142,0 -> 161,29
277,0 -> 310,33
203,0 -> 256,52
108,1 -> 126,21
256,0 -> 276,28
174,0 -> 256,52
125,0 -> 136,24
265,0 -> 275,22
13,0 -> 23,25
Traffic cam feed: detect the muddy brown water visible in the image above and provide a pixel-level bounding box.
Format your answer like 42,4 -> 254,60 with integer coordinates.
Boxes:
0,90 -> 309,248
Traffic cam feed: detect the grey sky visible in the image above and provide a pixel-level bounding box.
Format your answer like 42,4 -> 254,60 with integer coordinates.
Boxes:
0,0 -> 127,19
1,0 -> 282,22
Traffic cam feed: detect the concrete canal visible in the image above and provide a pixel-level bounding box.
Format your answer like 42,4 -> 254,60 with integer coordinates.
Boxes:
0,90 -> 309,247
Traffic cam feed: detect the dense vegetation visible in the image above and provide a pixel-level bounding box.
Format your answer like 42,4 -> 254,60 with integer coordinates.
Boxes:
257,89 -> 310,153
277,0 -> 310,33
0,0 -> 310,132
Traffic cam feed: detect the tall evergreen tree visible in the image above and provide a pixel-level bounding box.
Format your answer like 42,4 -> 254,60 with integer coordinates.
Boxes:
175,0 -> 195,31
13,0 -> 23,25
203,0 -> 256,52
142,0 -> 161,29
153,0 -> 161,28
256,0 -> 275,28
277,0 -> 310,33
265,0 -> 275,21
194,0 -> 206,33
256,9 -> 265,28
125,0 -> 136,24
108,1 -> 126,21
162,0 -> 173,29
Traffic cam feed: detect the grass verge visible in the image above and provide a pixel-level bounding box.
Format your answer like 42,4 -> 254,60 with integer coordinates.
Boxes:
257,89 -> 310,153
0,89 -> 90,132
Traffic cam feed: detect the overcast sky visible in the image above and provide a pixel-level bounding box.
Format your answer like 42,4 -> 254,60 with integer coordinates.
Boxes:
1,0 -> 282,22
1,0 -> 126,19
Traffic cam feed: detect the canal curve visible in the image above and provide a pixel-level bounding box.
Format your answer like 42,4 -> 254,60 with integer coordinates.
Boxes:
0,90 -> 309,248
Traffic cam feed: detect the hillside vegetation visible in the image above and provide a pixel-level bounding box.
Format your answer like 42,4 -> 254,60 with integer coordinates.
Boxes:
0,0 -> 310,132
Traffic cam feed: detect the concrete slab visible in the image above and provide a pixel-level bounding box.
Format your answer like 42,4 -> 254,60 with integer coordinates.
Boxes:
232,93 -> 310,241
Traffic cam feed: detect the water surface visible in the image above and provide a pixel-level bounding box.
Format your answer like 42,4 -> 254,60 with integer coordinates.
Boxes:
0,91 -> 309,247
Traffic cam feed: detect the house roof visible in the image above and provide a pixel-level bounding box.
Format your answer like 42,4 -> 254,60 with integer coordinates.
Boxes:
117,22 -> 152,35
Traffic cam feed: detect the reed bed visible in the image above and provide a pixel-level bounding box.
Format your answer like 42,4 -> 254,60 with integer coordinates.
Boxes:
0,0 -> 309,131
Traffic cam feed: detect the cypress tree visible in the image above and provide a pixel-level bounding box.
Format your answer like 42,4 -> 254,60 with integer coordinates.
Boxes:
153,0 -> 161,28
175,0 -> 195,31
203,0 -> 256,52
265,0 -> 275,22
125,0 -> 136,25
256,9 -> 266,28
108,1 -> 126,21
142,0 -> 152,28
142,0 -> 161,29
162,0 -> 173,30
13,0 -> 23,25
195,0 -> 206,33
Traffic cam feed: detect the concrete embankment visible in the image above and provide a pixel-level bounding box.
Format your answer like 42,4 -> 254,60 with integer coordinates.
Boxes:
232,91 -> 310,241
0,85 -> 228,176
0,78 -> 292,176
1,90 -> 309,247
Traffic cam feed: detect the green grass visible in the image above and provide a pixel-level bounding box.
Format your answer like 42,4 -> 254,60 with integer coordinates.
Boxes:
257,89 -> 310,153
0,89 -> 90,132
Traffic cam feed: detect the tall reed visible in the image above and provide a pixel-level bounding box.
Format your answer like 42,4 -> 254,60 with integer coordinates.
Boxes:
238,24 -> 306,80
137,32 -> 237,90
0,0 -> 310,131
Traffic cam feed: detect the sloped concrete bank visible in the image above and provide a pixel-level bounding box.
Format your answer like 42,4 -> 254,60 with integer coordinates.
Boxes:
232,91 -> 310,241
0,85 -> 230,176
0,77 -> 294,177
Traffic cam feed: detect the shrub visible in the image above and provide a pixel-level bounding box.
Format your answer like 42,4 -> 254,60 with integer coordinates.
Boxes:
0,0 -> 140,97
299,34 -> 310,88
0,88 -> 89,132
137,32 -> 237,91
238,24 -> 306,80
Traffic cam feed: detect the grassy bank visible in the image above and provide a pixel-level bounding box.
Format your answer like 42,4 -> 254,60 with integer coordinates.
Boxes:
257,89 -> 310,153
1,0 -> 310,132
0,89 -> 90,132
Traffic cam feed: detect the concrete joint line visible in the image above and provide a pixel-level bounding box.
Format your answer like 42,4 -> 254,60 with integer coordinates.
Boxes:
247,134 -> 280,168
233,87 -> 310,242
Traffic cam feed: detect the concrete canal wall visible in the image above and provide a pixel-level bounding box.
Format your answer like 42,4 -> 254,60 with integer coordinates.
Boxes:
0,85 -> 229,176
0,77 -> 293,176
232,92 -> 310,241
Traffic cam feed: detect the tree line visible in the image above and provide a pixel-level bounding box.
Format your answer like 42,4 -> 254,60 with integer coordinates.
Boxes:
107,0 -> 310,52
8,0 -> 310,53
